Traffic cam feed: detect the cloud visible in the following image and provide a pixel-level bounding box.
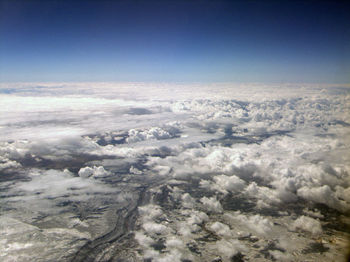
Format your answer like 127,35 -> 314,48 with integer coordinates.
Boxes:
138,204 -> 164,222
201,174 -> 246,195
181,193 -> 196,209
153,249 -> 184,262
1,168 -> 114,217
200,196 -> 223,213
214,239 -> 247,259
0,156 -> 21,171
173,209 -> 209,236
244,182 -> 282,208
1,83 -> 349,261
165,236 -> 185,250
129,166 -> 143,175
142,222 -> 168,235
303,208 -> 324,219
134,231 -> 155,247
208,221 -> 232,237
224,212 -> 273,236
297,185 -> 349,212
291,216 -> 322,235
126,126 -> 180,143
78,166 -> 110,178
269,250 -> 293,261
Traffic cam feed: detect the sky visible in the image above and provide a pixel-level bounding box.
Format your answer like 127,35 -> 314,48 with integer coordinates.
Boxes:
0,0 -> 349,83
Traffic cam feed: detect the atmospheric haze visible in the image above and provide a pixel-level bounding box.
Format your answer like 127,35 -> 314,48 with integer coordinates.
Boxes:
0,82 -> 349,261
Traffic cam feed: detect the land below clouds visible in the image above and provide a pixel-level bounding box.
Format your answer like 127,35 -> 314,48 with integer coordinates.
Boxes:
0,83 -> 349,261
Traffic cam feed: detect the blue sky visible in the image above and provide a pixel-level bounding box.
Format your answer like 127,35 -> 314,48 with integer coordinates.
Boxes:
0,0 -> 349,83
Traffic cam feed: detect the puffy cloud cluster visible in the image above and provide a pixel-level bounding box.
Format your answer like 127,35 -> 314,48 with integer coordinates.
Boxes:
178,209 -> 209,236
134,231 -> 155,247
0,141 -> 26,157
180,193 -> 196,209
142,222 -> 168,235
146,126 -> 350,212
171,94 -> 350,136
200,174 -> 246,195
209,221 -> 232,237
78,166 -> 110,178
224,212 -> 274,236
297,185 -> 349,213
138,204 -> 165,223
291,215 -> 323,235
214,239 -> 247,259
302,208 -> 324,219
200,196 -> 223,213
126,127 -> 174,143
1,83 -> 349,261
0,156 -> 21,171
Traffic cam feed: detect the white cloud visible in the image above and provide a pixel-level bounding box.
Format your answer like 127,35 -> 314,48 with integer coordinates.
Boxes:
269,250 -> 293,261
291,216 -> 322,235
224,212 -> 273,236
154,249 -> 183,262
335,186 -> 350,203
181,193 -> 196,209
142,222 -> 168,235
214,239 -> 247,259
200,196 -> 223,213
126,127 -> 173,143
138,204 -> 164,222
165,236 -> 185,250
134,231 -> 155,247
211,174 -> 246,194
8,169 -> 112,202
186,210 -> 209,225
78,166 -> 110,178
303,208 -> 324,219
129,166 -> 143,175
0,156 -> 21,171
297,185 -> 349,212
178,209 -> 209,235
209,221 -> 232,237
1,83 -> 349,261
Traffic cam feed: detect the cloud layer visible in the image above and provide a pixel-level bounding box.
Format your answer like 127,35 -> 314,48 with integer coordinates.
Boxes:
0,83 -> 349,261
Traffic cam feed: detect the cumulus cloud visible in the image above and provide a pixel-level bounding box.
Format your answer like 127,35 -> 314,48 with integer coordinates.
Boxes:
78,166 -> 110,178
209,221 -> 232,237
214,239 -> 247,259
303,208 -> 324,219
165,236 -> 185,250
186,210 -> 209,225
200,196 -> 223,213
297,185 -> 349,212
126,127 -> 173,143
1,83 -> 349,261
269,250 -> 293,261
129,166 -> 143,175
224,212 -> 274,236
138,204 -> 164,222
291,216 -> 322,235
0,156 -> 21,171
335,186 -> 350,203
201,174 -> 246,195
134,231 -> 155,247
244,182 -> 282,208
142,222 -> 168,235
181,193 -> 196,209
